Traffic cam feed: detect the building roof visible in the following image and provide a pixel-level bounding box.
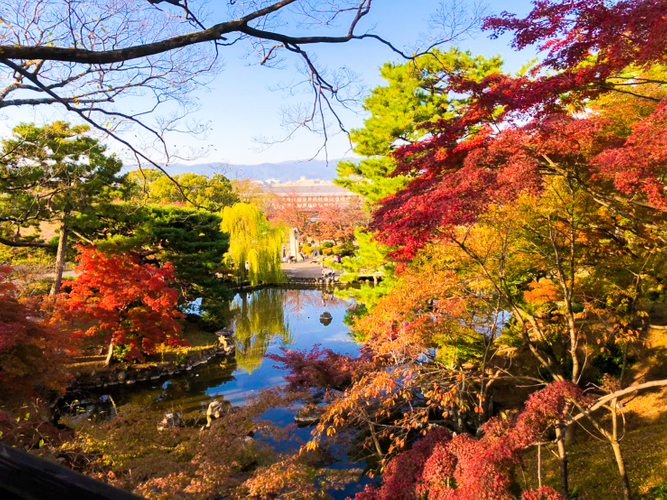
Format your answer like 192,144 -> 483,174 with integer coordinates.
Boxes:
263,179 -> 359,198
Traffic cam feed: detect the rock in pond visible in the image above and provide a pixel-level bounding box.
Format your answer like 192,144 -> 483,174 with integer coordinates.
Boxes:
205,400 -> 230,428
319,312 -> 333,326
294,406 -> 324,427
215,328 -> 236,353
158,412 -> 183,431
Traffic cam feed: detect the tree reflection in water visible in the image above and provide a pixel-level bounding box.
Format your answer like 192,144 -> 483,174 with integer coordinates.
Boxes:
74,288 -> 354,420
283,288 -> 343,320
232,288 -> 292,373
232,288 -> 347,373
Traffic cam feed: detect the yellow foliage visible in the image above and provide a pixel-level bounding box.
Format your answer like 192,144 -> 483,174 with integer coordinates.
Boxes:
220,203 -> 285,286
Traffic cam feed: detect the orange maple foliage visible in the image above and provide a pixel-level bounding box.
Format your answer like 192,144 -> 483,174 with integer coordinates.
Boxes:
305,262 -> 495,467
52,246 -> 187,363
523,279 -> 561,305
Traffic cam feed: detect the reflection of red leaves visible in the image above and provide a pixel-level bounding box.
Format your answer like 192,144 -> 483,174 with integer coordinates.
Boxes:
52,246 -> 186,362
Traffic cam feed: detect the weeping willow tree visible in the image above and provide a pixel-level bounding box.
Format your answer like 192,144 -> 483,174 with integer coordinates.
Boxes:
220,203 -> 285,286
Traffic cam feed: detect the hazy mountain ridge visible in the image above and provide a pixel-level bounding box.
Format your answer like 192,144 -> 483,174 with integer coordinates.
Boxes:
162,159 -> 356,182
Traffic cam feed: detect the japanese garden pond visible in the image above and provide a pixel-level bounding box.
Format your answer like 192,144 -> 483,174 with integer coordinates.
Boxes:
67,287 -> 370,498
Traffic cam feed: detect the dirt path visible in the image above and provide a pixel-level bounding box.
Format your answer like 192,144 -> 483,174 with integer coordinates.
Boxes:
281,259 -> 340,279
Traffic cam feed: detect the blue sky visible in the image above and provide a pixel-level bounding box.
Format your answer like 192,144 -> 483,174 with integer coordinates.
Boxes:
199,0 -> 539,165
1,1 -> 541,167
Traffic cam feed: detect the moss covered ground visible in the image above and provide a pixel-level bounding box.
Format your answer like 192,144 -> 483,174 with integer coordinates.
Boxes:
520,324 -> 667,499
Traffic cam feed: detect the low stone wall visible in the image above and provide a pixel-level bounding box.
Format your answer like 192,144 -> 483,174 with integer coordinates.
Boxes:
228,279 -> 346,291
68,344 -> 234,390
285,276 -> 345,287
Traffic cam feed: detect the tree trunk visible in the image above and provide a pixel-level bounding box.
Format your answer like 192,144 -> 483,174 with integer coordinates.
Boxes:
610,440 -> 631,500
49,219 -> 69,295
556,425 -> 570,499
619,342 -> 629,386
104,341 -> 115,366
564,423 -> 576,446
610,398 -> 632,500
537,443 -> 543,489
368,422 -> 383,459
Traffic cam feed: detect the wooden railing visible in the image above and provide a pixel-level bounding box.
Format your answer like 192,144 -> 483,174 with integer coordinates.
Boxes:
0,443 -> 140,499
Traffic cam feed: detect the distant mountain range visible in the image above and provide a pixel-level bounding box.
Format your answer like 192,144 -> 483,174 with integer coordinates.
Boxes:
161,158 -> 358,182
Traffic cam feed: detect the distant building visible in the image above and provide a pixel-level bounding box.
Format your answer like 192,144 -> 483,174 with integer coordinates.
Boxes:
261,177 -> 360,209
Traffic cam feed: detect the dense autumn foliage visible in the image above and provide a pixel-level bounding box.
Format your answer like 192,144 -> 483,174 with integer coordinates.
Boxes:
0,265 -> 72,446
314,198 -> 369,243
371,0 -> 667,259
0,266 -> 70,400
355,382 -> 584,500
269,195 -> 368,243
301,257 -> 505,470
305,2 -> 667,498
52,246 -> 187,363
292,178 -> 662,498
2,1 -> 666,498
267,193 -> 314,237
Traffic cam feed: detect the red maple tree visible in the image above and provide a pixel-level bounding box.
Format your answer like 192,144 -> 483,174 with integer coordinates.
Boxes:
54,246 -> 187,364
356,382 -> 584,500
267,344 -> 364,392
315,197 -> 368,244
0,265 -> 73,446
0,265 -> 70,400
370,0 -> 667,259
268,192 -> 314,236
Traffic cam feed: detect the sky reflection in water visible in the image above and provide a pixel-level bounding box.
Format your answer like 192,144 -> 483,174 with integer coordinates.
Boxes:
85,288 -> 371,499
94,287 -> 358,414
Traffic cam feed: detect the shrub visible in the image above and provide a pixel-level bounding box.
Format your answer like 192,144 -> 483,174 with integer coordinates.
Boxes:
331,242 -> 355,256
648,479 -> 667,499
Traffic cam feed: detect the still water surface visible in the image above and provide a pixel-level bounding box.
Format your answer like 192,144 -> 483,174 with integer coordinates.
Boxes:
92,288 -> 359,413
82,287 -> 368,497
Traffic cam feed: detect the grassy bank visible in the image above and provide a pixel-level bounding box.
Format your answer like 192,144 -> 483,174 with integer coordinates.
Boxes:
68,320 -> 221,378
519,387 -> 667,498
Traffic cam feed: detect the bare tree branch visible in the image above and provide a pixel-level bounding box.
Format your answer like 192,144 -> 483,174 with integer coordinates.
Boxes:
567,379 -> 667,425
0,0 -> 488,192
